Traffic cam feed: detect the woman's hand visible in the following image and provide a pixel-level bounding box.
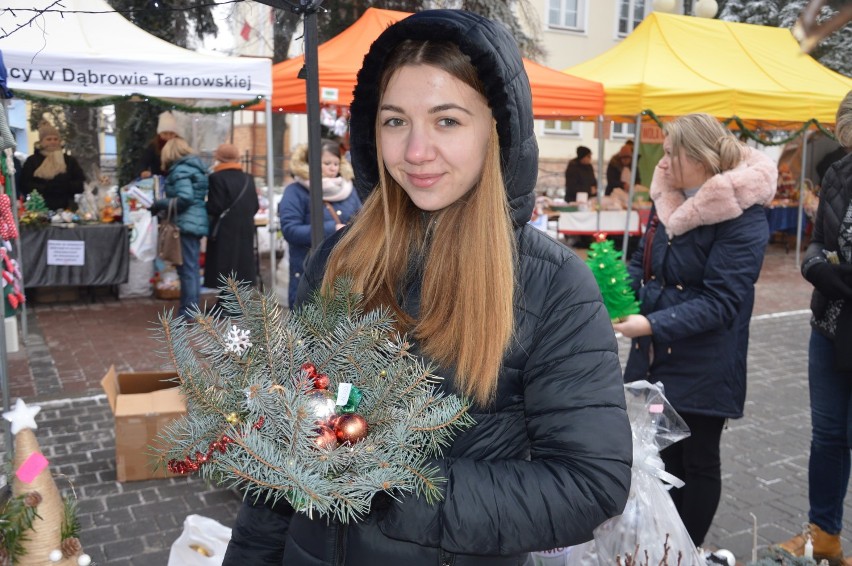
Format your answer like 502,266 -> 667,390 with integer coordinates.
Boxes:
612,314 -> 652,338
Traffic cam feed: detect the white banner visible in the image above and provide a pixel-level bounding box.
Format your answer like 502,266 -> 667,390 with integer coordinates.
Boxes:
3,53 -> 269,100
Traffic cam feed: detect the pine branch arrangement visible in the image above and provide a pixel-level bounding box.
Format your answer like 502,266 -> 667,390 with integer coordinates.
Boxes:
0,488 -> 42,563
585,233 -> 640,322
153,277 -> 475,524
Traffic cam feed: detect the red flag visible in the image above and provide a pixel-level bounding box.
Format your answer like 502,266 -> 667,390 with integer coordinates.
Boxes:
240,21 -> 252,41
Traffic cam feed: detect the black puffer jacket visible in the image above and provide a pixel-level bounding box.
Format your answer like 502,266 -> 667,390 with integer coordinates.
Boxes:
223,10 -> 631,566
804,152 -> 852,333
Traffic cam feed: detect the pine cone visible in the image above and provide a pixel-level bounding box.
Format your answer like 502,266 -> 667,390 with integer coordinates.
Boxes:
23,490 -> 42,507
0,547 -> 10,566
61,537 -> 82,559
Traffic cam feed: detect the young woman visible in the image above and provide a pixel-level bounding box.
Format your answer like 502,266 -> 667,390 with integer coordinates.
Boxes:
149,137 -> 208,318
614,113 -> 777,548
225,9 -> 631,565
278,139 -> 362,308
138,111 -> 179,179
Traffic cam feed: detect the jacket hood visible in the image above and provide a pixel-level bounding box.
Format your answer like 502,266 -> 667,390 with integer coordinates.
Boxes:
651,146 -> 777,237
349,9 -> 538,226
289,143 -> 354,182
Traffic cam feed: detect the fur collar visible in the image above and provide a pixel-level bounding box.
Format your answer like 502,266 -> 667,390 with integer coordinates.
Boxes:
650,146 -> 777,237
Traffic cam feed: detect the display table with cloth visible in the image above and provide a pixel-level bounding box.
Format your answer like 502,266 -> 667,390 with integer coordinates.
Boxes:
764,204 -> 806,236
558,210 -> 642,236
21,224 -> 129,287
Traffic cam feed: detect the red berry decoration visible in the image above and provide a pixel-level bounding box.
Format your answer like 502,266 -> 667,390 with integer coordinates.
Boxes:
333,413 -> 369,444
313,425 -> 339,450
312,373 -> 330,390
301,362 -> 317,377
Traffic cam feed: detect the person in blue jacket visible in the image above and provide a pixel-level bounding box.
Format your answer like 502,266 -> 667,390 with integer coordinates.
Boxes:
278,139 -> 361,308
224,9 -> 631,566
615,113 -> 778,548
149,137 -> 209,318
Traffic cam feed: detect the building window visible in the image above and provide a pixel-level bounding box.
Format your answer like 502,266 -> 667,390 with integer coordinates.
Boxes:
617,0 -> 649,36
548,0 -> 585,31
543,120 -> 581,136
611,122 -> 636,139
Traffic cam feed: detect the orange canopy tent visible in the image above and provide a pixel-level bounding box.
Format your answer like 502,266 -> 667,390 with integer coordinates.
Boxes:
262,7 -> 604,119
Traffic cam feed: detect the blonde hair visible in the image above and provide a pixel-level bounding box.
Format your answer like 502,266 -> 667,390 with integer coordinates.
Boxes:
664,113 -> 745,179
322,40 -> 516,407
835,90 -> 852,149
160,137 -> 194,170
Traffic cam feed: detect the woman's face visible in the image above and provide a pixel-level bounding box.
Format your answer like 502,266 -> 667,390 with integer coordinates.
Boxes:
659,137 -> 709,189
378,64 -> 493,212
321,150 -> 341,179
41,135 -> 61,152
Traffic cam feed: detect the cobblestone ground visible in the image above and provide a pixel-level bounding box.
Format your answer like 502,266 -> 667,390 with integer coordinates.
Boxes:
1,243 -> 846,564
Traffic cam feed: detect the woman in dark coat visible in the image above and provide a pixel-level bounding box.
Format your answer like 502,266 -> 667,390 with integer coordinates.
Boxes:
224,9 -> 632,566
564,145 -> 597,201
138,111 -> 179,178
204,143 -> 259,293
768,90 -> 852,565
615,113 -> 777,547
20,121 -> 85,210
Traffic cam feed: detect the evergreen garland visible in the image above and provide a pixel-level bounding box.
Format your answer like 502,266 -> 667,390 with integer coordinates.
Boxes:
0,488 -> 42,563
585,233 -> 640,322
153,277 -> 475,524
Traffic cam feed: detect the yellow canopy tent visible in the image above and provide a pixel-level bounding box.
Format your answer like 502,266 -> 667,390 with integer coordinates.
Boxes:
564,11 -> 852,261
564,12 -> 852,127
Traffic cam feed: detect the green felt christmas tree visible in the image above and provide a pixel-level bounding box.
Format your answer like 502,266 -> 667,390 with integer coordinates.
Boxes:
585,233 -> 640,322
24,191 -> 48,214
154,277 -> 474,524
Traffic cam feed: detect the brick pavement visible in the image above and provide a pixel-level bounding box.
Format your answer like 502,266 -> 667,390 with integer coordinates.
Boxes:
1,242 -> 846,564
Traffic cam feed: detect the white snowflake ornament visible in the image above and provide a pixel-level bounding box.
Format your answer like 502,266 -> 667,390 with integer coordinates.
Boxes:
3,398 -> 41,434
224,324 -> 252,356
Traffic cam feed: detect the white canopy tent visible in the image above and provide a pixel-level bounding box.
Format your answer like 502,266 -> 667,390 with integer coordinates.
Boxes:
0,0 -> 271,103
0,0 -> 279,286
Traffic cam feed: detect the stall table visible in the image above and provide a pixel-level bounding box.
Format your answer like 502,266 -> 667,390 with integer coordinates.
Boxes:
764,204 -> 806,235
20,224 -> 129,288
558,210 -> 643,237
764,203 -> 808,252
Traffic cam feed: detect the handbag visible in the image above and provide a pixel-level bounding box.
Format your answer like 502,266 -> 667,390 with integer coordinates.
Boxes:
158,198 -> 183,265
209,176 -> 249,240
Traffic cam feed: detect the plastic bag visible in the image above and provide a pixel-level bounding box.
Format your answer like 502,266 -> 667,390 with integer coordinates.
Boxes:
167,514 -> 232,566
566,380 -> 704,566
128,209 -> 158,262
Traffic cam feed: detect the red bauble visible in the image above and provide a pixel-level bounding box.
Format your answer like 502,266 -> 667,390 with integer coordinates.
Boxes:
313,425 -> 339,450
301,362 -> 317,377
333,413 -> 369,444
312,373 -> 330,390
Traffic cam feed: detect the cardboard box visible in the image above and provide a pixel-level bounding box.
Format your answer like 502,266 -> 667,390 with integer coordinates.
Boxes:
101,365 -> 186,482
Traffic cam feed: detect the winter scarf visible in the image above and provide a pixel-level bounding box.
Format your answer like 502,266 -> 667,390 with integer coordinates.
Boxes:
33,149 -> 67,179
213,162 -> 244,173
651,146 -> 777,236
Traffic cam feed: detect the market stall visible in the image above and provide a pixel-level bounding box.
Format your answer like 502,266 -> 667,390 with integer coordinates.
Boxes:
564,11 -> 852,260
0,0 -> 274,292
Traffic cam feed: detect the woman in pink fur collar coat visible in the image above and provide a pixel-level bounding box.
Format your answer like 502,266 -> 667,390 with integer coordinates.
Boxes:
615,113 -> 777,549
